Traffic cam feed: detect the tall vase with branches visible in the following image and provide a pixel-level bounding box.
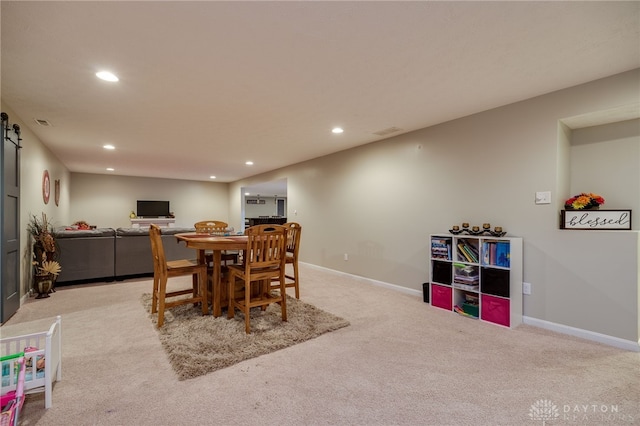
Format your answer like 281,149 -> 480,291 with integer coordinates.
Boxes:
27,213 -> 61,297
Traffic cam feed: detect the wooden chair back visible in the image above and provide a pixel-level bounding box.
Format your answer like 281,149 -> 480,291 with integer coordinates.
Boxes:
194,220 -> 228,235
149,224 -> 208,327
149,224 -> 167,276
283,222 -> 301,259
227,224 -> 288,333
244,224 -> 287,271
194,220 -> 238,266
270,222 -> 302,298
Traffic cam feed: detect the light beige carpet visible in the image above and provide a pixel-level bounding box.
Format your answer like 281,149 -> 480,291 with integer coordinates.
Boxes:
141,293 -> 350,380
4,265 -> 639,425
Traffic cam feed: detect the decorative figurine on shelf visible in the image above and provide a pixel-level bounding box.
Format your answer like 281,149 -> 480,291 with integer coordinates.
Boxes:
449,225 -> 462,235
489,226 -> 506,237
449,223 -> 507,237
469,226 -> 482,235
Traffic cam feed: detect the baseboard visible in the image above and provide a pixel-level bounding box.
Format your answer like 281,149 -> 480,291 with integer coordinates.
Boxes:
304,262 -> 640,352
523,316 -> 640,352
303,262 -> 422,297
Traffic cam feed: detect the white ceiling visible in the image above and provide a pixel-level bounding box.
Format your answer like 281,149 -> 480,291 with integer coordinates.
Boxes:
2,2 -> 639,193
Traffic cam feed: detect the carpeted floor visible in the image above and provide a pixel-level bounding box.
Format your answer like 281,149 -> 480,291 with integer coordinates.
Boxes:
140,293 -> 349,380
2,263 -> 639,425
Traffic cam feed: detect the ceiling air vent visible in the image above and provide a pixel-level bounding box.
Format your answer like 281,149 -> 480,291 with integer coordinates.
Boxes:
34,118 -> 51,126
372,126 -> 402,136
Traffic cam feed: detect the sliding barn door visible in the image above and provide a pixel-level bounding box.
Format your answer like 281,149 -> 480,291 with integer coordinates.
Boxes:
1,113 -> 22,323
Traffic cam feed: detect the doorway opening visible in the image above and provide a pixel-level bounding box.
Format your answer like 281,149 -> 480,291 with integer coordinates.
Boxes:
241,178 -> 287,229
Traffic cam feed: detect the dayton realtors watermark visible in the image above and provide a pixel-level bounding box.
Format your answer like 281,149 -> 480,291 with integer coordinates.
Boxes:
529,399 -> 634,424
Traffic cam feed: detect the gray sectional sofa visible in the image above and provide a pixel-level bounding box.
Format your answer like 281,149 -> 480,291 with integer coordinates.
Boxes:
54,227 -> 195,284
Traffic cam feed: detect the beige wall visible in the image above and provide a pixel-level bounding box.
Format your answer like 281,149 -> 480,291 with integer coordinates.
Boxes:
9,69 -> 640,345
1,103 -> 71,297
570,119 -> 639,206
69,173 -> 229,229
231,69 -> 640,343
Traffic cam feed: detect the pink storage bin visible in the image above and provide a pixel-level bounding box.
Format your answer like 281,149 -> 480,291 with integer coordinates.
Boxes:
0,391 -> 16,408
431,284 -> 453,311
481,294 -> 510,327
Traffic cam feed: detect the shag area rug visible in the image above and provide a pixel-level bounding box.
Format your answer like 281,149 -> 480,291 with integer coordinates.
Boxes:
141,294 -> 350,380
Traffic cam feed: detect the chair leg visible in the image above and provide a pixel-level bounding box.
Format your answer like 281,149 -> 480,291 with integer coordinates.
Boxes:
151,275 -> 159,314
199,270 -> 208,316
227,272 -> 236,319
157,277 -> 168,328
293,261 -> 300,299
278,274 -> 288,323
260,279 -> 268,311
244,278 -> 252,334
192,273 -> 199,306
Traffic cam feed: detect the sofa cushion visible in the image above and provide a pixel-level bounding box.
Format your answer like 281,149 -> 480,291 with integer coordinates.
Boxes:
157,227 -> 196,235
116,227 -> 194,236
54,228 -> 116,238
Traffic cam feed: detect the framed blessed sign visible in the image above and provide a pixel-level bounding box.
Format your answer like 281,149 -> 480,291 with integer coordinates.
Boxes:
560,209 -> 632,230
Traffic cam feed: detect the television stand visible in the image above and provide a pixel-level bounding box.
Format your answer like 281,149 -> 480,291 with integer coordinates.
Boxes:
130,218 -> 175,228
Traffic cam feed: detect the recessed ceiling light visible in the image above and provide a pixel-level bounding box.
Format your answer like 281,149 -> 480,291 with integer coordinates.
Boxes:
106,168 -> 115,171
209,175 -> 216,179
96,71 -> 119,82
245,161 -> 254,166
245,192 -> 250,196
103,144 -> 115,150
332,127 -> 344,134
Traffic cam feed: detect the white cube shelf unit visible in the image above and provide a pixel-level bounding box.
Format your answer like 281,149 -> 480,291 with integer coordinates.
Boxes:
429,234 -> 523,328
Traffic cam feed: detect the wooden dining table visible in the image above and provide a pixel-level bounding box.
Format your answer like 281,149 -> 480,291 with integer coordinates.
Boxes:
174,233 -> 247,317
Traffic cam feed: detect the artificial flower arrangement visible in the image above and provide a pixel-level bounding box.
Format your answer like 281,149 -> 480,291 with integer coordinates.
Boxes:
564,192 -> 605,210
32,251 -> 62,278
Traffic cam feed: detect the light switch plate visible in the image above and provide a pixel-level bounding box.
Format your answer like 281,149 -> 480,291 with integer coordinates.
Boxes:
535,191 -> 551,204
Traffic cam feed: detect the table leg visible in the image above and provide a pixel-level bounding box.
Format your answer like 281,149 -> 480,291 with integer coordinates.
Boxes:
212,250 -> 223,317
197,249 -> 208,312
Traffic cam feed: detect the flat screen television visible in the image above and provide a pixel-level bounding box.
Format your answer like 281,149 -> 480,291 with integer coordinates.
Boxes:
136,200 -> 170,218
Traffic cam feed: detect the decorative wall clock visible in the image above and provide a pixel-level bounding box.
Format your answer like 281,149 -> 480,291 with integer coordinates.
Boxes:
42,170 -> 50,204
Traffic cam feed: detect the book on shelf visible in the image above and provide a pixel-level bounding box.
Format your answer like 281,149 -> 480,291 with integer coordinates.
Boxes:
457,241 -> 479,263
454,305 -> 478,318
453,282 -> 479,291
482,241 -> 510,267
431,237 -> 452,260
454,274 -> 479,281
454,272 -> 479,285
496,242 -> 510,267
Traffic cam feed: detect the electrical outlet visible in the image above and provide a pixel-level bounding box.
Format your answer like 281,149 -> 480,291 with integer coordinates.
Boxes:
344,253 -> 348,261
523,282 -> 532,295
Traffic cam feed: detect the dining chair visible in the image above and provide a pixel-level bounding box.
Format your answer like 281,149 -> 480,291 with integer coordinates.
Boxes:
149,224 -> 208,327
227,224 -> 288,333
193,220 -> 239,266
270,222 -> 302,298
